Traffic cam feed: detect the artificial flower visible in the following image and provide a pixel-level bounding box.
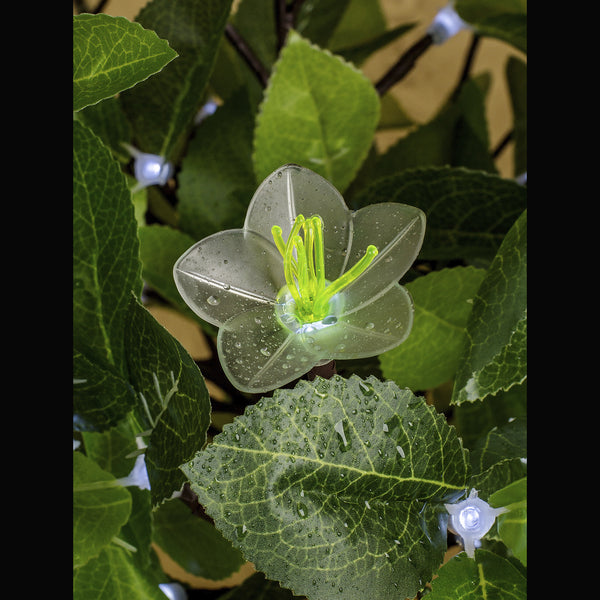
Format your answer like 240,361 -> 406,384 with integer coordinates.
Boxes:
173,164 -> 425,393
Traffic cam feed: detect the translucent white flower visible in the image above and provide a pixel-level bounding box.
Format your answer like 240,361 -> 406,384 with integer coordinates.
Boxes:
174,164 -> 426,393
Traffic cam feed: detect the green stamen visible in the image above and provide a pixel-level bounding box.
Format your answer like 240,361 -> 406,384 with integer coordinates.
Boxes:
272,214 -> 378,324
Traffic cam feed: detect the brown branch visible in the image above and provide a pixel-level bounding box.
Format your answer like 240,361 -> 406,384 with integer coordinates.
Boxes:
224,23 -> 270,87
375,33 -> 434,96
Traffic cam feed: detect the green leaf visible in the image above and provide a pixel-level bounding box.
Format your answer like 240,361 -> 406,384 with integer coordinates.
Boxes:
231,0 -> 278,70
380,267 -> 486,391
177,90 -> 256,241
455,0 -> 527,54
138,225 -> 197,313
506,56 -> 527,176
124,296 -> 211,505
152,498 -> 245,579
183,375 -> 469,600
452,210 -> 527,404
427,549 -> 527,599
119,0 -> 233,158
73,545 -> 165,600
453,381 -> 527,449
73,451 -> 132,568
470,418 -> 526,478
253,30 -> 380,193
328,0 -> 387,52
73,120 -> 142,429
77,97 -> 133,163
489,477 -> 527,565
469,418 -> 526,499
295,0 -> 352,49
81,419 -> 139,478
353,166 -> 527,261
73,13 -> 177,112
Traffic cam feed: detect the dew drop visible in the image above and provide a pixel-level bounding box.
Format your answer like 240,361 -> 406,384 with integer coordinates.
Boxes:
365,322 -> 375,330
207,295 -> 220,305
234,341 -> 242,349
260,347 -> 271,357
365,500 -> 371,509
396,445 -> 405,458
254,317 -> 262,324
297,502 -> 308,518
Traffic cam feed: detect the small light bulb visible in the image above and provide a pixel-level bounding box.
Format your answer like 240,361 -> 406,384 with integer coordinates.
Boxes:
121,143 -> 173,192
445,489 -> 508,558
427,3 -> 471,45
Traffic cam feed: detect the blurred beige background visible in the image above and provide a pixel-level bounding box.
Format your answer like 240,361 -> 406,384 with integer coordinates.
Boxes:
78,0 -> 525,178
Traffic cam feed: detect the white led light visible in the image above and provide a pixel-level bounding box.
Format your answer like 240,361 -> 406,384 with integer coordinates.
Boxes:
445,489 -> 508,558
122,143 -> 173,192
427,3 -> 471,45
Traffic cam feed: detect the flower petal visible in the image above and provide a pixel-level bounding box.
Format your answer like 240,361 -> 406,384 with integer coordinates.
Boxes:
341,203 -> 425,313
244,164 -> 352,280
173,230 -> 285,327
303,283 -> 414,359
218,304 -> 321,393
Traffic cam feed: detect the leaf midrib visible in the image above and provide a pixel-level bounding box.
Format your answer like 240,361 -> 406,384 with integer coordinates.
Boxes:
213,442 -> 464,493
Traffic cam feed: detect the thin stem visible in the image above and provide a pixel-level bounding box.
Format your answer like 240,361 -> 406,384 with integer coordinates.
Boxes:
92,0 -> 109,14
450,33 -> 481,102
275,0 -> 290,52
224,23 -> 269,87
492,129 -> 514,158
375,33 -> 434,96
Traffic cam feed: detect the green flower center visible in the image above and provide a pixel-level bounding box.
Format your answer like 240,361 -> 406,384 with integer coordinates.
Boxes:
271,214 -> 378,325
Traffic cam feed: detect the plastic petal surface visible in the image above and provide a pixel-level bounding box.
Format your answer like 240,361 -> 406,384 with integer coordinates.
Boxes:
303,283 -> 414,359
341,202 -> 426,313
244,164 -> 352,281
217,304 -> 322,393
173,230 -> 285,327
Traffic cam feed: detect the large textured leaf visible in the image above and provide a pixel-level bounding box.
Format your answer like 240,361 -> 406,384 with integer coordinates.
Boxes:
119,0 -> 233,158
380,267 -> 486,391
124,296 -> 211,505
354,167 -> 526,261
253,30 -> 380,193
152,498 -> 246,580
452,210 -> 527,404
183,375 -> 469,600
73,14 -> 177,112
73,120 -> 142,429
427,549 -> 527,599
177,90 -> 256,241
73,451 -> 132,568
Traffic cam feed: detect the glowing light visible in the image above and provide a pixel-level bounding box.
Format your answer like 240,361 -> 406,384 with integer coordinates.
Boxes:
445,489 -> 508,558
427,3 -> 471,45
